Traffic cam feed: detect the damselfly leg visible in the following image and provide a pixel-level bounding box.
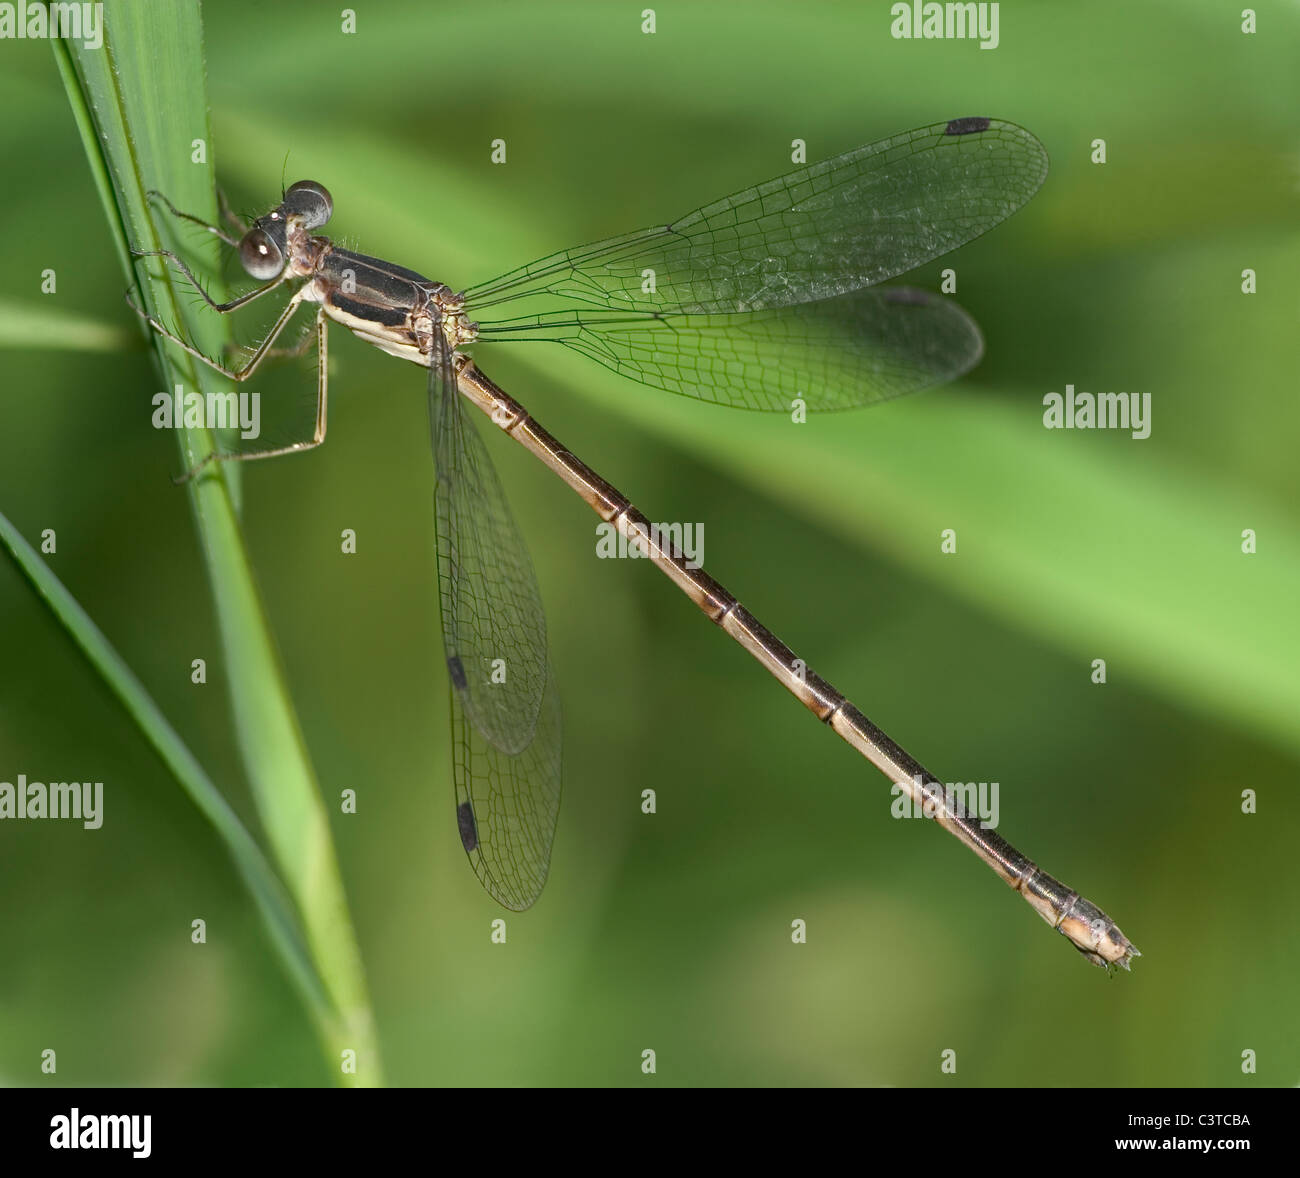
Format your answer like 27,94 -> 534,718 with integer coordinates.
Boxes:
129,193 -> 331,481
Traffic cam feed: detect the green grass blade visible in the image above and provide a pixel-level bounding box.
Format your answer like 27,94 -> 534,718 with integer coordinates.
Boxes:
0,509 -> 330,1032
52,2 -> 382,1085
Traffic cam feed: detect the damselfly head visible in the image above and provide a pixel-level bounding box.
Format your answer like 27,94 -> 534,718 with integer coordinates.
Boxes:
237,181 -> 333,280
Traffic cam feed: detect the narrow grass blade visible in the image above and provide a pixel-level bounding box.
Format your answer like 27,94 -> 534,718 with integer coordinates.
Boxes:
0,509 -> 329,1033
52,3 -> 382,1084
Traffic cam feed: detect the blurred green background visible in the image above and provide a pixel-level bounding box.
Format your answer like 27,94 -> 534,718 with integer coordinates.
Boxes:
1,0 -> 1297,1086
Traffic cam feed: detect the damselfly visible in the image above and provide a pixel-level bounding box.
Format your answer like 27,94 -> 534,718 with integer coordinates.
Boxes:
130,117 -> 1139,969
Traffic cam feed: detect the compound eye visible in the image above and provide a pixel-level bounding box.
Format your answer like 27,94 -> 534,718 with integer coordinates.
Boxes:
283,179 -> 333,229
239,228 -> 284,279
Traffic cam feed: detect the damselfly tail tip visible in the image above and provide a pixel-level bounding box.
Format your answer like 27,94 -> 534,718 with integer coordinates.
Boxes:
1102,931 -> 1140,973
1076,936 -> 1139,972
1055,894 -> 1139,971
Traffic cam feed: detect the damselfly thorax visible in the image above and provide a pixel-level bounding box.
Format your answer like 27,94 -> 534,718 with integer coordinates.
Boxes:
247,185 -> 478,367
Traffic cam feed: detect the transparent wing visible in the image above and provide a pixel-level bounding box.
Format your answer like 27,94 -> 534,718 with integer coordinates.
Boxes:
430,324 -> 548,754
462,118 -> 1047,316
429,320 -> 562,907
474,286 -> 983,411
452,665 -> 562,911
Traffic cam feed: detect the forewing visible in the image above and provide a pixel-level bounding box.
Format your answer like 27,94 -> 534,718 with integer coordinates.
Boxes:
452,665 -> 562,911
462,118 -> 1047,316
430,324 -> 548,755
429,320 -> 562,907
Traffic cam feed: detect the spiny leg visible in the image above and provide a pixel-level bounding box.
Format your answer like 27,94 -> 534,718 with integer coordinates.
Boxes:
129,284 -> 307,384
147,188 -> 242,249
216,187 -> 248,238
144,187 -> 255,336
130,246 -> 285,314
225,318 -> 318,364
173,309 -> 330,484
